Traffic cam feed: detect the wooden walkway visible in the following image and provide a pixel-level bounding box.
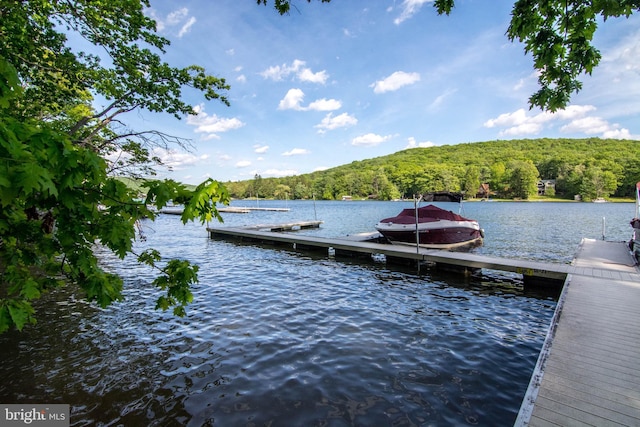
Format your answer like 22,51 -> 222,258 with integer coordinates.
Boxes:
162,206 -> 291,215
221,206 -> 290,212
516,239 -> 640,426
207,226 -> 636,285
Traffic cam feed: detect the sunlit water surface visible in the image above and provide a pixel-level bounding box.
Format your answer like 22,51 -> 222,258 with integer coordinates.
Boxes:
0,201 -> 634,426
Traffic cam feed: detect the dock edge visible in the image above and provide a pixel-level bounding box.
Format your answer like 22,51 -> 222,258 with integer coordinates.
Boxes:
513,272 -> 572,426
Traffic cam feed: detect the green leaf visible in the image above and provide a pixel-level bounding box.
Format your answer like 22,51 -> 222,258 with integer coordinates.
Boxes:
0,57 -> 22,107
7,300 -> 35,331
17,161 -> 50,195
0,305 -> 12,334
138,249 -> 161,266
20,279 -> 42,300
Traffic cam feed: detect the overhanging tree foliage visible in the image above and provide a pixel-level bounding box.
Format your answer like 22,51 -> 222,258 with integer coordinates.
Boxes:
259,0 -> 639,111
0,0 -> 231,333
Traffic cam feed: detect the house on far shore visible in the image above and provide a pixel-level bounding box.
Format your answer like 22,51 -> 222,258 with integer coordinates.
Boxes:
341,195 -> 353,201
476,183 -> 491,199
538,179 -> 556,196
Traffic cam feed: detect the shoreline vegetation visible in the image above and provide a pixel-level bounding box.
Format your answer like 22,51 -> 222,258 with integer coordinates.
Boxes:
221,138 -> 639,202
119,137 -> 639,203
234,196 -> 636,203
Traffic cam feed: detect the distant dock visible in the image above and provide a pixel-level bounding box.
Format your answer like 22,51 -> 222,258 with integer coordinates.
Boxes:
161,206 -> 290,215
219,206 -> 290,213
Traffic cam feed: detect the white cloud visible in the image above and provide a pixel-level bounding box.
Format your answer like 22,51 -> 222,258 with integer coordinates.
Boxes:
307,98 -> 342,111
603,128 -> 635,139
260,59 -> 328,84
429,88 -> 457,110
260,65 -> 285,81
107,147 -> 207,174
148,7 -> 196,38
235,160 -> 252,168
278,88 -> 306,110
405,137 -> 435,149
150,148 -> 208,170
298,68 -> 329,84
278,89 -> 341,111
483,108 -> 546,135
178,16 -> 196,38
166,8 -> 188,25
371,71 -> 420,94
601,29 -> 640,76
187,104 -> 245,139
282,148 -> 310,156
513,78 -> 526,91
351,133 -> 393,147
560,117 -> 611,134
261,59 -> 306,81
237,75 -> 247,83
484,104 -> 639,139
315,112 -> 358,133
394,0 -> 432,25
254,145 -> 269,154
560,117 -> 636,139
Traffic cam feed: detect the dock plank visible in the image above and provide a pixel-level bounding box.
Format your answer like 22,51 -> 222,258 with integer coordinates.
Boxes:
516,240 -> 640,427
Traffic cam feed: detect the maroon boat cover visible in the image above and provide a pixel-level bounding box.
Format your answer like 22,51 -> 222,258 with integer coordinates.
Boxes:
379,204 -> 473,224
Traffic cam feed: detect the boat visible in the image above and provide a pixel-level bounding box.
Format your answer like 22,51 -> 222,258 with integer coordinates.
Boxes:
375,203 -> 483,249
160,206 -> 184,215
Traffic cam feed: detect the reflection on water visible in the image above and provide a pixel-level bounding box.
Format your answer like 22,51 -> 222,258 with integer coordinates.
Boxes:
0,201 -> 633,425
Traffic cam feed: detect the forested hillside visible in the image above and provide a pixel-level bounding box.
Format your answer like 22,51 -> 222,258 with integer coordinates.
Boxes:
225,138 -> 639,201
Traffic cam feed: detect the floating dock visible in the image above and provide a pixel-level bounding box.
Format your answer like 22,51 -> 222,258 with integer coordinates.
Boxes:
516,239 -> 640,426
206,223 -> 635,285
221,206 -> 290,212
162,206 -> 290,215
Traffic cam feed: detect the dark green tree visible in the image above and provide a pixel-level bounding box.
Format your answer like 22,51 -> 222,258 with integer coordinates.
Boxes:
580,167 -> 618,201
0,1 -> 231,332
507,160 -> 540,199
462,166 -> 481,199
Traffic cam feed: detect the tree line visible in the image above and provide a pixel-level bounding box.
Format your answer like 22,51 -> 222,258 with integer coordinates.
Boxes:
224,138 -> 640,201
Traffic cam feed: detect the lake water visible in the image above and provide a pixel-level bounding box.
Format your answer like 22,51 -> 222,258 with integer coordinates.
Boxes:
0,201 -> 635,426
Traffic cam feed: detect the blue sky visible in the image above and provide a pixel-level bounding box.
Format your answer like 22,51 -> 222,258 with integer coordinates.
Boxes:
121,1 -> 639,184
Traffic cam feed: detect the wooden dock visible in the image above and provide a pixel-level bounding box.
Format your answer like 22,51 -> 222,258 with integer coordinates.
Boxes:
206,224 -> 635,285
516,239 -> 640,426
220,206 -> 290,212
162,206 -> 291,215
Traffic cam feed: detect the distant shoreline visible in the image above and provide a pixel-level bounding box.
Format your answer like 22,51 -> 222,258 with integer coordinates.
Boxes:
235,197 -> 635,203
